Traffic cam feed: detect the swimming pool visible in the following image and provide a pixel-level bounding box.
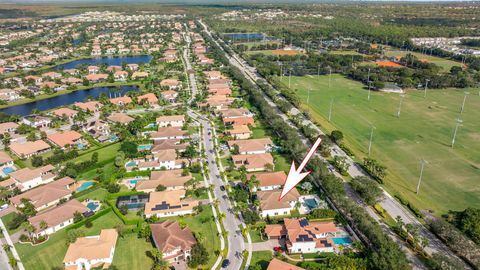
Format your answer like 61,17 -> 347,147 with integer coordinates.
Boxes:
1,167 -> 15,175
332,236 -> 353,245
86,202 -> 99,212
137,144 -> 152,151
76,181 -> 94,192
125,161 -> 137,167
77,143 -> 87,150
144,123 -> 156,128
304,198 -> 319,209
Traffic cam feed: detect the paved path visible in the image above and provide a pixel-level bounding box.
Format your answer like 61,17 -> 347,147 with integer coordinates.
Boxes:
0,219 -> 24,270
0,237 -> 12,270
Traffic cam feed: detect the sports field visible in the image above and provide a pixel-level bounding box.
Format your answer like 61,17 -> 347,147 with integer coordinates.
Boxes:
385,50 -> 463,71
274,74 -> 480,215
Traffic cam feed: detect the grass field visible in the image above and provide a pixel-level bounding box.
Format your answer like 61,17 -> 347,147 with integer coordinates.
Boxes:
385,49 -> 463,71
250,251 -> 273,270
112,234 -> 156,270
327,50 -> 367,56
274,74 -> 480,215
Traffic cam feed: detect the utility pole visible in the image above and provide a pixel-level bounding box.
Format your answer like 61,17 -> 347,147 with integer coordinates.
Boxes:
368,125 -> 376,156
416,159 -> 428,194
451,118 -> 463,148
424,79 -> 430,98
367,68 -> 371,101
460,92 -> 469,114
397,93 -> 405,118
317,64 -> 320,76
328,67 -> 332,88
328,98 -> 334,122
288,69 -> 292,88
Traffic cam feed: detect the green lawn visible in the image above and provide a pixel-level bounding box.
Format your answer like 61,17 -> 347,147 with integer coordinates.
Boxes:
384,50 -> 463,71
75,188 -> 109,202
275,74 -> 480,215
273,153 -> 290,173
327,50 -> 366,56
16,211 -> 124,270
249,228 -> 266,243
1,212 -> 22,234
69,143 -> 120,164
112,234 -> 156,270
250,251 -> 273,270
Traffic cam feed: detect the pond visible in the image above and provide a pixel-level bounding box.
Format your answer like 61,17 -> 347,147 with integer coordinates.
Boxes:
54,55 -> 152,70
223,33 -> 274,42
0,85 -> 139,116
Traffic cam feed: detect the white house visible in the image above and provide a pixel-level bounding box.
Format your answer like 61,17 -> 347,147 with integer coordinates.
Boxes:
155,115 -> 185,127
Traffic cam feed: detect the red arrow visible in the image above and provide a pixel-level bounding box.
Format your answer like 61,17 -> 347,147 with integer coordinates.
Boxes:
279,137 -> 322,200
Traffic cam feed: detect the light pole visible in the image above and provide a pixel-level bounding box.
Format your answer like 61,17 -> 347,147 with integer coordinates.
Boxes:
288,69 -> 292,88
368,125 -> 376,156
451,118 -> 463,148
397,93 -> 405,118
328,98 -> 334,122
367,68 -> 371,101
416,159 -> 428,195
424,79 -> 430,98
328,67 -> 332,88
460,91 -> 469,114
317,64 -> 320,76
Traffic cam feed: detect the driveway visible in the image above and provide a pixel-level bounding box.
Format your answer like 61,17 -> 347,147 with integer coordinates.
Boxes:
251,239 -> 279,252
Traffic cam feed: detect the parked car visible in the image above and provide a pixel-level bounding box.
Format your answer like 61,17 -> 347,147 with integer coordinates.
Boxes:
221,259 -> 230,268
220,185 -> 225,191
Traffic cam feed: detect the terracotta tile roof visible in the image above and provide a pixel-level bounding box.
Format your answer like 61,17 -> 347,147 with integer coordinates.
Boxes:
150,127 -> 187,139
138,93 -> 158,103
283,218 -> 337,245
0,122 -> 18,133
9,165 -> 54,183
10,176 -> 74,208
227,125 -> 251,135
107,112 -> 134,124
219,108 -> 251,118
110,96 -> 132,105
152,139 -> 187,152
63,229 -> 118,263
156,115 -> 185,123
10,140 -> 51,157
223,116 -> 254,126
228,138 -> 272,153
160,79 -> 180,87
74,101 -> 102,112
85,73 -> 108,81
29,199 -> 88,231
153,149 -> 177,161
144,190 -> 199,216
136,169 -> 192,191
150,220 -> 196,255
0,151 -> 12,164
267,259 -> 304,270
47,130 -> 82,148
231,153 -> 274,171
257,189 -> 300,211
247,171 -> 287,187
52,108 -> 77,118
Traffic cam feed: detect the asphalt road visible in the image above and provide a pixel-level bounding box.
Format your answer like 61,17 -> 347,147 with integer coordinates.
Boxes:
198,19 -> 467,269
199,116 -> 245,270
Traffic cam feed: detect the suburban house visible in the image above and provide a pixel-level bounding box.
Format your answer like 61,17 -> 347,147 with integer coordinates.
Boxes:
136,149 -> 180,171
10,176 -> 75,211
85,74 -> 108,83
51,107 -> 78,120
257,189 -> 301,218
160,79 -> 180,89
10,140 -> 51,158
110,96 -> 132,106
132,71 -> 148,80
137,93 -> 158,106
228,138 -> 273,155
156,115 -> 185,127
9,164 -> 56,191
204,71 -> 222,80
150,127 -> 188,141
0,151 -> 14,173
265,218 -> 337,253
150,220 -> 197,264
28,199 -> 89,237
114,70 -> 128,81
107,112 -> 134,125
151,139 -> 187,152
160,90 -> 179,103
74,101 -> 103,112
226,125 -> 251,140
84,120 -> 111,142
231,153 -> 274,172
247,171 -> 287,191
63,229 -> 118,270
144,190 -> 199,218
135,169 -> 192,192
266,258 -> 305,270
22,115 -> 51,128
47,130 -> 84,149
0,122 -> 19,134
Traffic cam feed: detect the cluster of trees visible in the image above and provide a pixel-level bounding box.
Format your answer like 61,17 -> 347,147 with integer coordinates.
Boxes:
31,149 -> 79,167
445,207 -> 480,245
351,176 -> 383,206
60,152 -> 99,178
362,158 -> 387,183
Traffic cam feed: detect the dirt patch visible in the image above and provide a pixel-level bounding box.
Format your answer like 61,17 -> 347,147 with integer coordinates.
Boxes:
272,50 -> 301,55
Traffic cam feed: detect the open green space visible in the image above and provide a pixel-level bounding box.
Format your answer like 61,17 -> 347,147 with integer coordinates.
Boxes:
112,233 -> 156,270
384,49 -> 463,71
68,142 -> 120,164
15,210 -> 125,270
327,50 -> 366,56
250,251 -> 273,270
274,74 -> 480,215
75,187 -> 109,202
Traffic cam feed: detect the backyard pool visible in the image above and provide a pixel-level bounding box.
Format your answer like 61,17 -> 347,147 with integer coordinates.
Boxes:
76,181 -> 94,192
125,161 -> 137,167
137,144 -> 152,151
1,167 -> 15,175
304,198 -> 319,210
86,201 -> 100,212
332,236 -> 353,245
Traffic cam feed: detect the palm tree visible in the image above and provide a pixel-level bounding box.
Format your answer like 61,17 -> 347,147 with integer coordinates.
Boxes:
2,244 -> 10,253
40,220 -> 48,232
218,212 -> 226,222
150,249 -> 169,270
22,222 -> 36,242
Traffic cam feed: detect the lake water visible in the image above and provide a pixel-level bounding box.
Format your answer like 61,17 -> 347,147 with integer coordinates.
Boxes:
0,85 -> 138,116
54,55 -> 152,70
223,33 -> 274,41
